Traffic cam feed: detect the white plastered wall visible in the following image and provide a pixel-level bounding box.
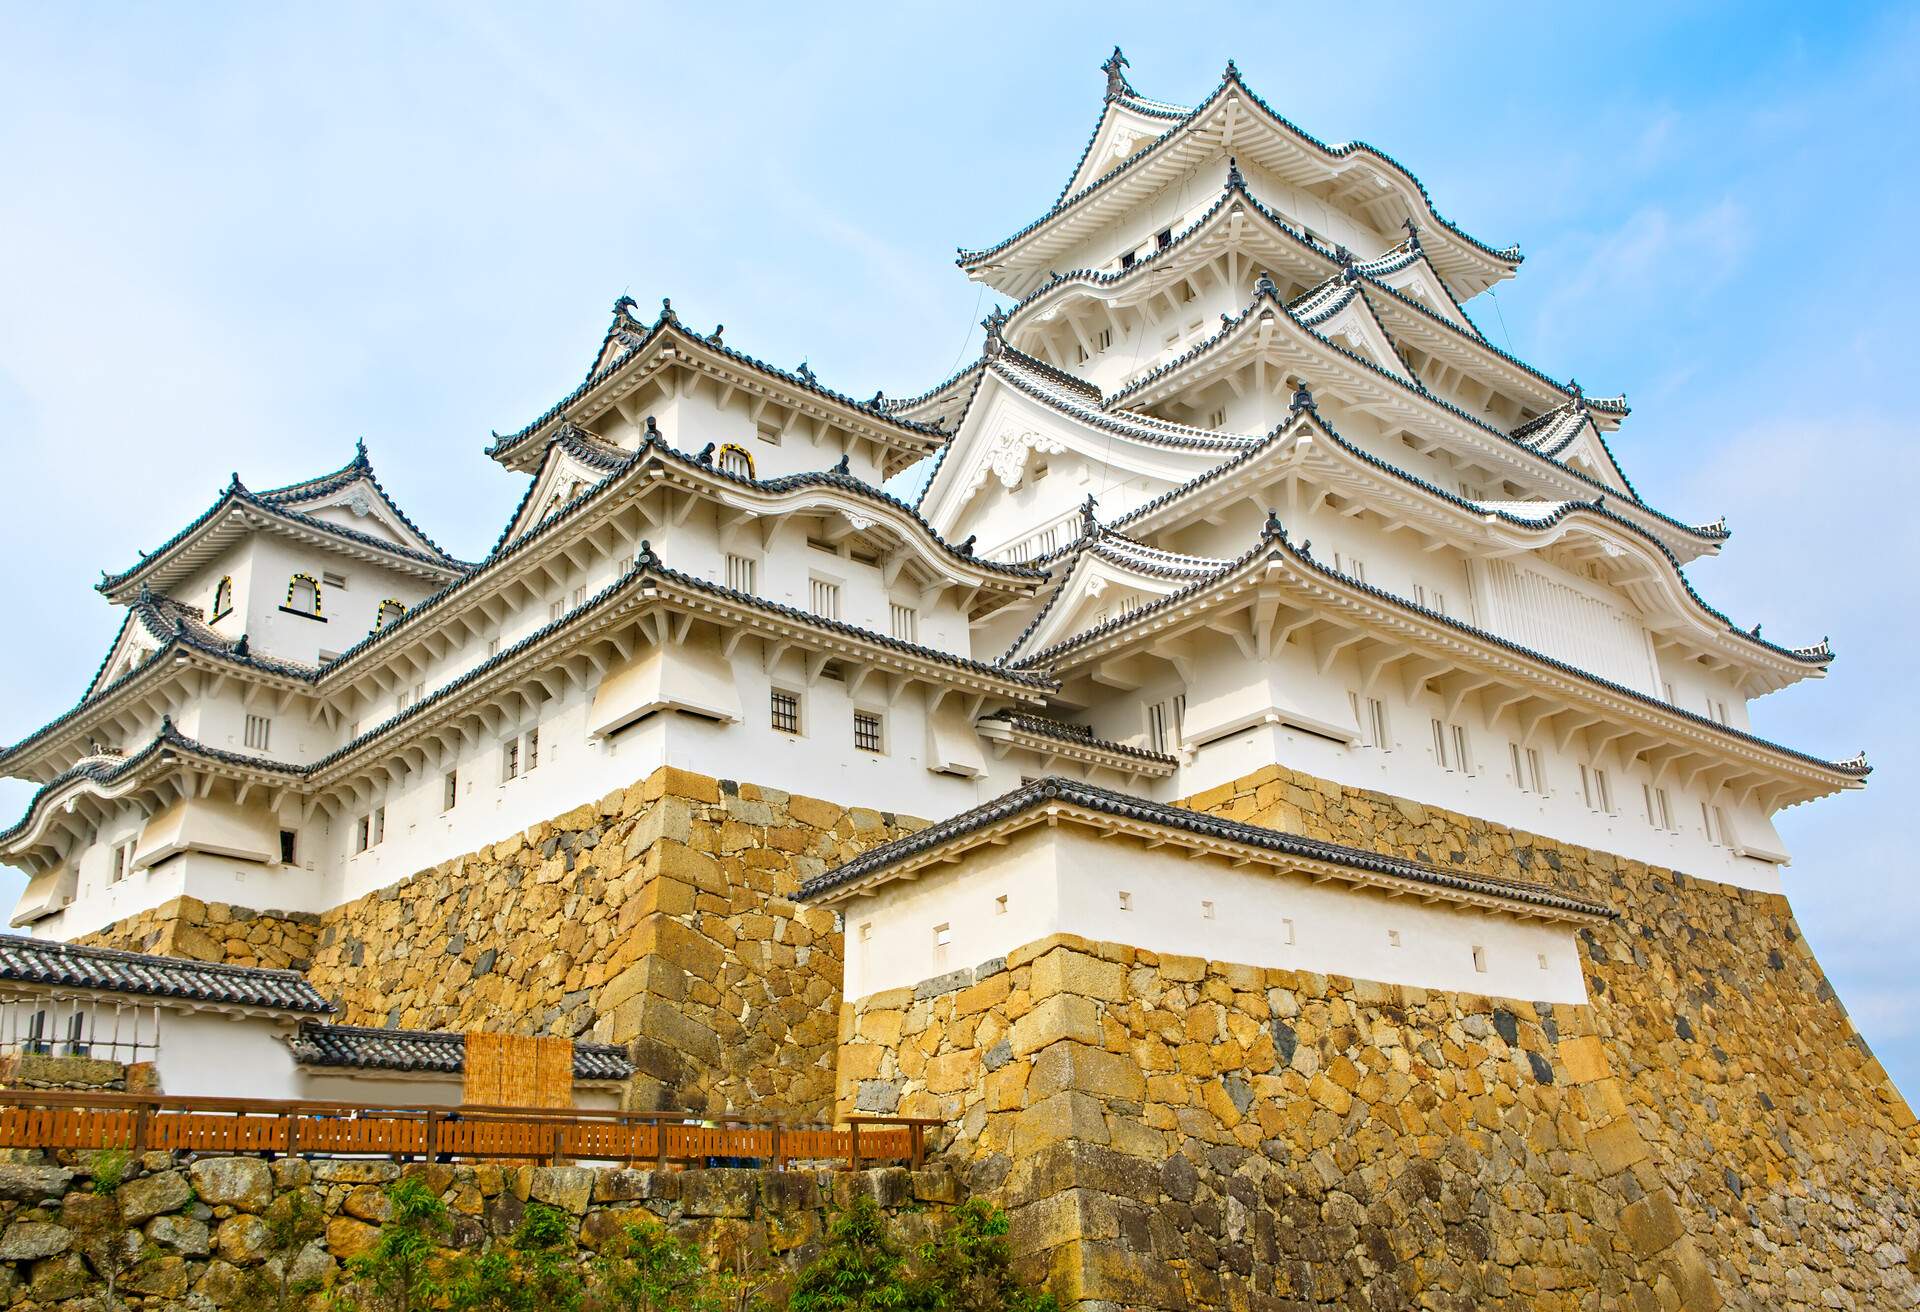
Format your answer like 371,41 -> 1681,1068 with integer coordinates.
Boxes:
841,824 -> 1588,1005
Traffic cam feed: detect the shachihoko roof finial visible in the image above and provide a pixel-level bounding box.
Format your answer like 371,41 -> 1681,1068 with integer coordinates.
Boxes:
709,324 -> 724,346
1751,623 -> 1763,637
1226,157 -> 1243,190
1225,58 -> 1240,80
1289,379 -> 1316,416
956,534 -> 976,556
832,453 -> 851,476
868,390 -> 886,409
1401,216 -> 1421,250
796,360 -> 816,384
1101,46 -> 1133,101
1080,494 -> 1099,537
613,293 -> 637,316
660,297 -> 675,321
981,305 -> 1009,357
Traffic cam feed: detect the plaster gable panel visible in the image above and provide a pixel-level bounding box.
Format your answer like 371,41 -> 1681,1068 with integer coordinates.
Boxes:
1312,297 -> 1417,385
1555,426 -> 1633,496
924,382 -> 1197,548
1380,261 -> 1479,336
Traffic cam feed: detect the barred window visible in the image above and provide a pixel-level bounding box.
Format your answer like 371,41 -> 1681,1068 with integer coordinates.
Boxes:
243,715 -> 271,751
525,727 -> 539,771
727,555 -> 757,593
809,578 -> 840,619
853,710 -> 884,753
502,737 -> 520,782
889,603 -> 917,642
770,689 -> 801,735
718,444 -> 755,478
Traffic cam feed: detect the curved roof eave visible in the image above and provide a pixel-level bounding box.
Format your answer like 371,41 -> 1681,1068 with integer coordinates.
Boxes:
960,66 -> 1521,293
1013,527 -> 1865,787
488,304 -> 943,471
1106,285 -> 1718,550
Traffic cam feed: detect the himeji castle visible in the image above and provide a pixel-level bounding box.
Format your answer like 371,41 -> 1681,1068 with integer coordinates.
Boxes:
0,51 -> 1909,1311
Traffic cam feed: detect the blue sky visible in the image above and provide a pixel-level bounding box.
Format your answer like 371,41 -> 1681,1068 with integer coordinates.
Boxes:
1,4 -> 1915,1093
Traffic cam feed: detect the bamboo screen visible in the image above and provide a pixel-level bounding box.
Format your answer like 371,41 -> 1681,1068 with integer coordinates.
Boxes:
463,1032 -> 573,1108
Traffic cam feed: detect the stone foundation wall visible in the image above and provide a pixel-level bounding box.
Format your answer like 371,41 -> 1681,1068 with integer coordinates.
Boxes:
297,767 -> 922,1118
76,767 -> 922,1120
0,1153 -> 960,1309
79,896 -> 319,971
839,762 -> 1920,1310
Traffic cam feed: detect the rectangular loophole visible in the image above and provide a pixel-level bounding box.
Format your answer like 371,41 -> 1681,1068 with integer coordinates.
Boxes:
994,894 -> 1008,916
1472,945 -> 1487,973
1387,930 -> 1401,948
1118,892 -> 1132,912
1201,900 -> 1215,920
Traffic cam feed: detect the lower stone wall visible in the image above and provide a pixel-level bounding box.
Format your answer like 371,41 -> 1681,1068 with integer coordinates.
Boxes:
79,896 -> 319,971
79,767 -> 922,1120
1191,764 -> 1920,1309
0,1153 -> 960,1308
839,761 -> 1920,1310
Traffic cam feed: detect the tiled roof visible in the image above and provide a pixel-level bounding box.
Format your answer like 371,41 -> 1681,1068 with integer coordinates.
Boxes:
252,439 -> 466,568
0,720 -> 306,848
96,475 -> 472,597
1103,282 -> 1720,543
0,936 -> 331,1013
976,710 -> 1176,767
488,300 -> 942,467
287,1022 -> 632,1082
1008,524 -> 1864,781
961,61 -> 1521,278
797,776 -> 1609,920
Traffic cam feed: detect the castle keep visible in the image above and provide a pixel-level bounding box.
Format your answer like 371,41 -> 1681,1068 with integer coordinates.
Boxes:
0,50 -> 1911,1309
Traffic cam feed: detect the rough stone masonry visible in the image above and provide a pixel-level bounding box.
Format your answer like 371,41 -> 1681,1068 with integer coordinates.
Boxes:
79,761 -> 1920,1309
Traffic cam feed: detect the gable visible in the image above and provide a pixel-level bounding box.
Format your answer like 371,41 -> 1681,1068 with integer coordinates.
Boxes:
1379,256 -> 1481,338
500,444 -> 614,547
922,373 -> 1226,550
1312,294 -> 1419,385
281,476 -> 444,558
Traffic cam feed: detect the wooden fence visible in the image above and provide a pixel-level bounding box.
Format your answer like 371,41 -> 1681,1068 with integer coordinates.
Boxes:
0,1091 -> 939,1169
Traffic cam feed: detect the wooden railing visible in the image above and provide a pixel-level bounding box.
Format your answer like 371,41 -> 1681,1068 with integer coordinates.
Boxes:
0,1091 -> 941,1170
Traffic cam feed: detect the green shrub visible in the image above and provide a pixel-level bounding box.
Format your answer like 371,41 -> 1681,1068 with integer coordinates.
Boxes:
787,1194 -> 911,1312
330,1176 -> 453,1312
588,1217 -> 724,1312
908,1200 -> 1058,1312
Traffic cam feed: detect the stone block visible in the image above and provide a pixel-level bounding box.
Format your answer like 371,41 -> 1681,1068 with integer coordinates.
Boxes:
117,1169 -> 192,1223
1028,1041 -> 1146,1103
1011,994 -> 1103,1056
680,1169 -> 758,1218
530,1166 -> 595,1215
215,1213 -> 273,1265
1012,1091 -> 1111,1155
1621,1191 -> 1686,1258
0,1163 -> 72,1203
0,1220 -> 71,1260
1559,1034 -> 1612,1084
145,1213 -> 211,1257
192,1157 -> 276,1211
326,1216 -> 381,1261
1030,948 -> 1128,1003
1588,1116 -> 1651,1176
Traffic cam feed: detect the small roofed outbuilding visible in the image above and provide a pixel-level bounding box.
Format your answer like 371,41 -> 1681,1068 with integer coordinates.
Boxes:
0,937 -> 628,1108
799,777 -> 1612,1007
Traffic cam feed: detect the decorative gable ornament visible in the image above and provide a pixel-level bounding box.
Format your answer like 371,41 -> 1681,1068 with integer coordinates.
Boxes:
966,427 -> 1068,500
